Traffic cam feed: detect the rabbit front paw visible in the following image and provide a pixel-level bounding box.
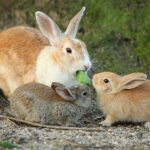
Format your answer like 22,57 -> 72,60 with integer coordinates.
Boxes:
101,120 -> 112,127
144,122 -> 150,129
68,119 -> 82,127
100,114 -> 116,127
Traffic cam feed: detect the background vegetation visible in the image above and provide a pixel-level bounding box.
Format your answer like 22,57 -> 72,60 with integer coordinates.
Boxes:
0,0 -> 150,76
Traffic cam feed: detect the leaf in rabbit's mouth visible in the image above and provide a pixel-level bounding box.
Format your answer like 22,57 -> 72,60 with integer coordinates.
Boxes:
75,71 -> 92,85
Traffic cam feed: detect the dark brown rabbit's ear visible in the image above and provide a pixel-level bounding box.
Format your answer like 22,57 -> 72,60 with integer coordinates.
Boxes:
55,87 -> 75,101
118,73 -> 147,90
51,82 -> 65,91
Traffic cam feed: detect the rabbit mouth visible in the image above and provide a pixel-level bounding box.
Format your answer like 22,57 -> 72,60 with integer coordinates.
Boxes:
75,70 -> 92,85
76,69 -> 87,74
75,65 -> 89,74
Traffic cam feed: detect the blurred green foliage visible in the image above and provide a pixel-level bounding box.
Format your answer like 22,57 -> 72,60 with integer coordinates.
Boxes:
0,141 -> 19,149
0,0 -> 150,76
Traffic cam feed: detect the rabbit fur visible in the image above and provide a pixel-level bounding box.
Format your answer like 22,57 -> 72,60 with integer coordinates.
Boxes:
0,7 -> 91,96
10,82 -> 94,126
93,72 -> 150,127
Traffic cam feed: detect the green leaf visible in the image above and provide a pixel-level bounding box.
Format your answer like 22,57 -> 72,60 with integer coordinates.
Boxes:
75,71 -> 92,85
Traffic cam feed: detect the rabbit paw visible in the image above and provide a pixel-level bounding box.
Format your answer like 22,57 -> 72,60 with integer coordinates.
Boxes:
100,120 -> 112,127
144,122 -> 150,129
68,120 -> 82,127
100,114 -> 116,127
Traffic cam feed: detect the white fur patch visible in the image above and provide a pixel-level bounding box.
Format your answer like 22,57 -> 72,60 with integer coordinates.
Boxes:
82,46 -> 92,70
36,46 -> 78,87
73,38 -> 92,70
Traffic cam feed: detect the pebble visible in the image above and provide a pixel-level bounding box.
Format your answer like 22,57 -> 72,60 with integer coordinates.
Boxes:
0,115 -> 150,150
137,132 -> 143,140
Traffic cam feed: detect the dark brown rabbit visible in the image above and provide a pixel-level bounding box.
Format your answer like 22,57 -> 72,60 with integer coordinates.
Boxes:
10,82 -> 94,126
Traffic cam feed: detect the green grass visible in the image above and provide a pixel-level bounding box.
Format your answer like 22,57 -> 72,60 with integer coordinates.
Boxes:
136,147 -> 150,150
0,141 -> 19,149
0,0 -> 150,76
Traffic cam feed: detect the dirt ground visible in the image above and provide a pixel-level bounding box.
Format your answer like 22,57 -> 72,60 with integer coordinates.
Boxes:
0,103 -> 150,150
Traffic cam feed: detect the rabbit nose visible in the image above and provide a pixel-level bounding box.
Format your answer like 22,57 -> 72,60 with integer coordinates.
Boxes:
84,65 -> 88,71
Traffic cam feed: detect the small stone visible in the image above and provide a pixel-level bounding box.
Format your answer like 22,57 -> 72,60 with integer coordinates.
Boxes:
16,137 -> 28,144
137,132 -> 143,140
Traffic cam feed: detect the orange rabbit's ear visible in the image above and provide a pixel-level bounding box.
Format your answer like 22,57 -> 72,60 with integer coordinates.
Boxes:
65,7 -> 86,38
118,73 -> 147,90
35,11 -> 62,45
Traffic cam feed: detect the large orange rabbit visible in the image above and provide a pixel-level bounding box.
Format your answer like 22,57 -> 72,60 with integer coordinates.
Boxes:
0,7 -> 91,96
93,72 -> 150,128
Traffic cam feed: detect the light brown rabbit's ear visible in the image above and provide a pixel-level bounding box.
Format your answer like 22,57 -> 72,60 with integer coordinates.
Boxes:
35,11 -> 62,45
118,73 -> 147,90
65,7 -> 86,38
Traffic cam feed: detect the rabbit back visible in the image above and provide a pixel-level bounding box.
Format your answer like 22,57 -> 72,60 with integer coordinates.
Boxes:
10,83 -> 85,125
11,95 -> 85,125
0,26 -> 49,95
99,80 -> 150,122
0,8 -> 91,96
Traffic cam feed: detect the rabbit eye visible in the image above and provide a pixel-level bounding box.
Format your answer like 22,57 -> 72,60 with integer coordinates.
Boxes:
83,91 -> 88,96
66,48 -> 72,53
104,79 -> 109,83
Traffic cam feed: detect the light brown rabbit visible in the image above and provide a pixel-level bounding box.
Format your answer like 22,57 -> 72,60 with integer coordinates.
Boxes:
0,7 -> 91,96
93,72 -> 150,127
9,82 -> 94,126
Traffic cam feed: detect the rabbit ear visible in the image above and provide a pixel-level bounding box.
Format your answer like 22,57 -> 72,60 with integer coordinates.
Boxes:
65,7 -> 86,38
118,73 -> 147,90
55,87 -> 75,101
51,82 -> 65,91
35,11 -> 62,45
